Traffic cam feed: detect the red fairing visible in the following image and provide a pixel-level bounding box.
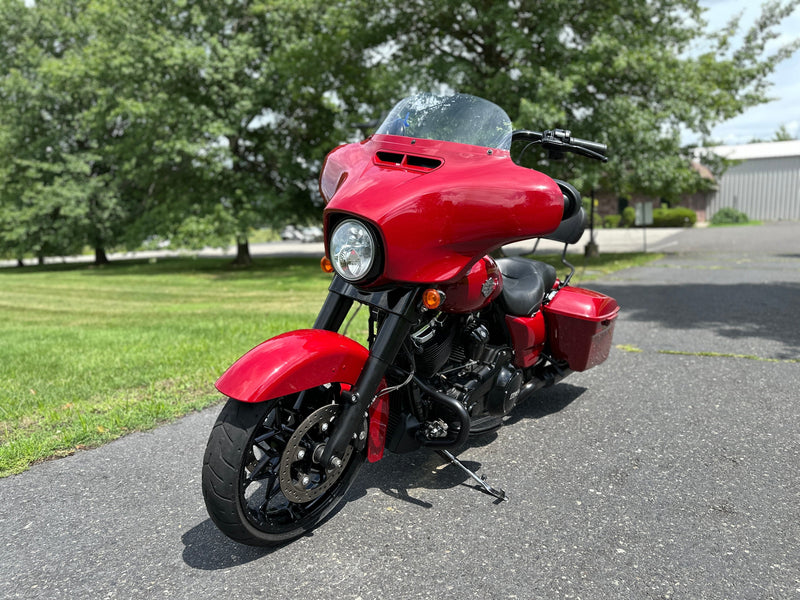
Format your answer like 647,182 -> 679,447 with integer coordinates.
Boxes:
215,329 -> 369,403
322,135 -> 564,285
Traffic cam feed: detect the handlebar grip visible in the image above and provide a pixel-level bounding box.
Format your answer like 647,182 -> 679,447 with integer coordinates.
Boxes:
570,136 -> 607,156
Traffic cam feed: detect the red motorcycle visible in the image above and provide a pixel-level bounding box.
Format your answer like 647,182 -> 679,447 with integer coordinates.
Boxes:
202,93 -> 619,546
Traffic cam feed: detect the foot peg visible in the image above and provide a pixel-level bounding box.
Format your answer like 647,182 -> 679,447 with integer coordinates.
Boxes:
437,449 -> 508,502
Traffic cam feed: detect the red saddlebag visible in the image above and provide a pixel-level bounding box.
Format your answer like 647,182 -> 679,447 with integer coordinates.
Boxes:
543,286 -> 620,371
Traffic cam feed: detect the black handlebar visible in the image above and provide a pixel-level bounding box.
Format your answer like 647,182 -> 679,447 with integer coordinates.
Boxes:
570,135 -> 607,156
512,129 -> 608,162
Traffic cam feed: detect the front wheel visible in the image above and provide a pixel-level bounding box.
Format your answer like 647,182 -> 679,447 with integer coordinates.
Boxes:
202,387 -> 365,546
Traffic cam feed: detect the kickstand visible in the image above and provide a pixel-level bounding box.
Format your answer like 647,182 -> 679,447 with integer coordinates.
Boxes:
436,449 -> 508,502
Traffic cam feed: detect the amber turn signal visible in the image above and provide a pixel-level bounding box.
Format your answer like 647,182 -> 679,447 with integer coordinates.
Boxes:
422,288 -> 445,310
320,256 -> 334,273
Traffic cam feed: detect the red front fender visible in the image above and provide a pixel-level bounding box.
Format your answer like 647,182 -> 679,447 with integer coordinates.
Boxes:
215,329 -> 370,403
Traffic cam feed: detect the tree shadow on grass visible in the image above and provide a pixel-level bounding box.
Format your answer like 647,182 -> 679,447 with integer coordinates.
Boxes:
0,255 -> 324,279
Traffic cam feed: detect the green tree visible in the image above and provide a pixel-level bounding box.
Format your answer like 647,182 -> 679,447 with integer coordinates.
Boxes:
374,0 -> 799,201
0,0 -> 156,265
772,124 -> 797,141
124,0 -> 394,265
0,0 -> 91,263
4,0 -> 796,264
1,0 -> 391,266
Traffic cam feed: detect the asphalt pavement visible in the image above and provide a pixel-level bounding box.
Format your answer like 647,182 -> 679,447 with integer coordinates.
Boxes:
1,222 -> 799,599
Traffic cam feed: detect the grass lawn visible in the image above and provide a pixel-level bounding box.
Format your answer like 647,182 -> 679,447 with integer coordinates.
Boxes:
0,251 -> 659,477
708,221 -> 763,227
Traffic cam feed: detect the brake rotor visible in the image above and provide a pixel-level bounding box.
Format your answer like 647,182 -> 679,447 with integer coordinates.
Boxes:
278,404 -> 354,504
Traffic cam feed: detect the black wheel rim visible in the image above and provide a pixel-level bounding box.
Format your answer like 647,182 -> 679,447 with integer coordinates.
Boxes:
238,387 -> 361,535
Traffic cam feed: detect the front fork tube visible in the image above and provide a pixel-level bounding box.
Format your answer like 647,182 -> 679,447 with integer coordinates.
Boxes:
313,286 -> 354,333
316,282 -> 419,468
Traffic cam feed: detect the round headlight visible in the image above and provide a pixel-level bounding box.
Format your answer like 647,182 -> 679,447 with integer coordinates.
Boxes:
330,219 -> 376,281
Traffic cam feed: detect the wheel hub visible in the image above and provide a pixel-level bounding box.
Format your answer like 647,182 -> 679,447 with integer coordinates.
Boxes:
279,404 -> 353,503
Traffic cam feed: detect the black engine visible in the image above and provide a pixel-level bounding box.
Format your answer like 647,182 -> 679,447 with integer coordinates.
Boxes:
411,315 -> 523,418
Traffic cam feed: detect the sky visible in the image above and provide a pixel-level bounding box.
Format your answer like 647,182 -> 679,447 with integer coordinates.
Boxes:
698,0 -> 800,145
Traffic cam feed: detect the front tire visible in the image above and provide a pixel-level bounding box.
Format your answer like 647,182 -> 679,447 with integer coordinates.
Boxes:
202,388 -> 365,546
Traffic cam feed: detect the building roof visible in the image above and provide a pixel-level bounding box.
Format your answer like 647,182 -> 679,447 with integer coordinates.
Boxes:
704,140 -> 800,161
690,160 -> 715,181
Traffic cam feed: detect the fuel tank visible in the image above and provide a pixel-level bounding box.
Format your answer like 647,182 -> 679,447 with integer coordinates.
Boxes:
439,256 -> 503,313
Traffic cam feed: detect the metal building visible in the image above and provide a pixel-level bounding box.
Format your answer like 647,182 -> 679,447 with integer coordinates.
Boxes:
706,141 -> 800,221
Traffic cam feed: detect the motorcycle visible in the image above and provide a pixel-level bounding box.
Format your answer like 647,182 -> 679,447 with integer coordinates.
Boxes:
202,93 -> 619,546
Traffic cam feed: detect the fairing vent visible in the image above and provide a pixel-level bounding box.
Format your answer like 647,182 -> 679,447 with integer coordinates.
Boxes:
375,151 -> 443,173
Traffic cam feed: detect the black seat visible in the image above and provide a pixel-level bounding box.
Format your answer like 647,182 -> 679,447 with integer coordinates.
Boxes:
496,257 -> 558,316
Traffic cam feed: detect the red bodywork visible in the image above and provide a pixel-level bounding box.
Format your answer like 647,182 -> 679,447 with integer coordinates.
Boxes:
216,131 -> 617,464
505,312 -> 547,368
321,134 -> 564,286
543,287 -> 620,371
215,330 -> 369,403
366,394 -> 390,463
215,329 -> 390,462
440,256 -> 503,313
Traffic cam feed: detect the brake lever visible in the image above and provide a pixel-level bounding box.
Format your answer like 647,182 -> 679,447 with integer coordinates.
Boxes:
541,139 -> 608,163
570,145 -> 608,163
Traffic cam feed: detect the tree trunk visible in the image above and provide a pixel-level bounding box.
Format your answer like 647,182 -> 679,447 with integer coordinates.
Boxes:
231,237 -> 252,267
94,246 -> 110,266
17,258 -> 24,268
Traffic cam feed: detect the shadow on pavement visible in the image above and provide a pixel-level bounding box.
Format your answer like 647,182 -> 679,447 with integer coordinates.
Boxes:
592,281 -> 800,359
346,383 -> 587,508
181,520 -> 275,570
182,383 -> 586,569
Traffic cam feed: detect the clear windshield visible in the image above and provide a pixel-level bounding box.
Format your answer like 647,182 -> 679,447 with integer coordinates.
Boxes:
375,93 -> 512,150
